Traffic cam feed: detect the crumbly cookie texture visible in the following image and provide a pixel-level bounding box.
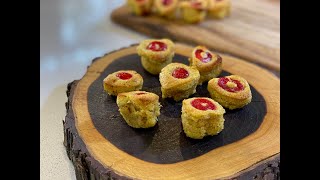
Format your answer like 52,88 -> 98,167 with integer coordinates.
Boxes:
159,62 -> 200,101
189,45 -> 222,85
103,70 -> 143,96
179,0 -> 208,23
116,91 -> 161,128
208,75 -> 252,110
208,0 -> 231,19
182,97 -> 225,139
127,0 -> 153,16
154,0 -> 179,19
137,39 -> 175,75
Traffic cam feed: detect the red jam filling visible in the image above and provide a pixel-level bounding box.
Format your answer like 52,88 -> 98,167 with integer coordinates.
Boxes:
116,72 -> 132,80
162,0 -> 172,6
136,92 -> 146,95
191,98 -> 216,110
172,68 -> 189,79
218,77 -> 244,92
191,1 -> 202,9
146,41 -> 167,51
195,49 -> 212,63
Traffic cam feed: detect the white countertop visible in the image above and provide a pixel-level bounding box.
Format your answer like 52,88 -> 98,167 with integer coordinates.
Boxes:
40,0 -> 146,179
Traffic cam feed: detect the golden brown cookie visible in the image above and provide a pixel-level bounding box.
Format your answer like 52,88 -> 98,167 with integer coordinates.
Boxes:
207,75 -> 252,109
154,0 -> 179,19
159,63 -> 200,101
103,70 -> 143,96
137,39 -> 175,75
181,97 -> 225,139
127,0 -> 153,16
179,0 -> 208,23
208,0 -> 231,19
189,45 -> 222,85
116,91 -> 161,128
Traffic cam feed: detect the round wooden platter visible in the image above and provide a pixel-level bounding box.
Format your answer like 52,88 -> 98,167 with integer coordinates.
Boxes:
63,43 -> 280,180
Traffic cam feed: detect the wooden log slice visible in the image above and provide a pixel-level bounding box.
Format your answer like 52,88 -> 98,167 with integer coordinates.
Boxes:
63,43 -> 280,180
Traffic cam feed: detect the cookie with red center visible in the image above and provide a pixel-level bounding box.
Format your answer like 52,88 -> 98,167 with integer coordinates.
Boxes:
207,75 -> 252,109
181,97 -> 225,139
159,63 -> 200,101
126,0 -> 153,16
154,0 -> 179,19
117,91 -> 161,128
137,39 -> 175,75
103,70 -> 143,96
208,0 -> 231,19
189,45 -> 222,84
179,0 -> 208,23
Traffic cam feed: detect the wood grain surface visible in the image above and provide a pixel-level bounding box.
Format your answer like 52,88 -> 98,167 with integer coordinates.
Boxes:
64,43 -> 280,179
111,0 -> 280,72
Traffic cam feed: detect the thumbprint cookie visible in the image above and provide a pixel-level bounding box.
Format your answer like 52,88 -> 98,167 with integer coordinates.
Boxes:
189,46 -> 222,85
137,39 -> 175,75
208,75 -> 252,109
127,0 -> 153,16
208,0 -> 231,19
154,0 -> 179,19
159,63 -> 200,101
103,70 -> 143,96
116,91 -> 161,128
179,0 -> 208,23
181,97 -> 225,139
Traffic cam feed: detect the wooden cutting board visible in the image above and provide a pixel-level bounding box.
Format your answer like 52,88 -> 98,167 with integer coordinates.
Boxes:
64,43 -> 280,179
111,0 -> 280,72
